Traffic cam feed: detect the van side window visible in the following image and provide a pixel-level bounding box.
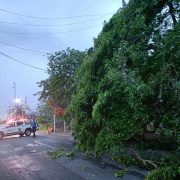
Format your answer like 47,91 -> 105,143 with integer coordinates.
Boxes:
17,121 -> 23,126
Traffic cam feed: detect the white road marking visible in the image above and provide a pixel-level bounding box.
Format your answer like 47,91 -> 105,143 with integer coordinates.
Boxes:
26,143 -> 39,147
34,140 -> 56,149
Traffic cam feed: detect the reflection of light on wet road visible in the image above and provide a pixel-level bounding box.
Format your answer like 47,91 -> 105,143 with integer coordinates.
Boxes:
34,140 -> 55,149
0,150 -> 6,155
0,132 -> 114,180
4,135 -> 19,139
26,143 -> 39,147
12,147 -> 24,152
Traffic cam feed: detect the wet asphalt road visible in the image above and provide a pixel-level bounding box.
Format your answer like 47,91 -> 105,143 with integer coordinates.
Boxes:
0,132 -> 144,180
0,132 -> 83,180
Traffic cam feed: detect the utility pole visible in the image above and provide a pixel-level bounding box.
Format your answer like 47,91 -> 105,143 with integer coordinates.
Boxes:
64,121 -> 66,133
53,114 -> 56,133
13,83 -> 16,99
25,96 -> 27,107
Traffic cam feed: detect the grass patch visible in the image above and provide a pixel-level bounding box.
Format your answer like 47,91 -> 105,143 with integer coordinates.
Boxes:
48,148 -> 65,159
48,148 -> 75,159
66,150 -> 75,157
114,169 -> 128,178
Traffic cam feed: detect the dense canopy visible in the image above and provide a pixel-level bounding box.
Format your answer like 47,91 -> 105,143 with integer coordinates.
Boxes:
68,0 -> 180,153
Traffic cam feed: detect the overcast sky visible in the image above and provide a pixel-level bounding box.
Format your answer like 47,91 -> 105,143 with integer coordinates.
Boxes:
0,0 -> 122,119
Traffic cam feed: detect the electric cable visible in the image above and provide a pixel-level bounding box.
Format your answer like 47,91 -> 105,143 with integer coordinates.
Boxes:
0,51 -> 46,71
0,8 -> 114,20
0,41 -> 48,54
0,15 -> 109,27
0,24 -> 102,35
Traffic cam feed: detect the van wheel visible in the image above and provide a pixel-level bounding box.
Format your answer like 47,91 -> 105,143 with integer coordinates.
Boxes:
0,132 -> 4,140
25,129 -> 31,136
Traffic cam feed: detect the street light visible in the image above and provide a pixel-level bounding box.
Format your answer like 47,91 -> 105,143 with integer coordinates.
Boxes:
15,98 -> 20,104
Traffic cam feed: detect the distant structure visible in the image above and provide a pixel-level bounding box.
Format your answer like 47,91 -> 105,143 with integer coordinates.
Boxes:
122,0 -> 126,8
7,98 -> 36,122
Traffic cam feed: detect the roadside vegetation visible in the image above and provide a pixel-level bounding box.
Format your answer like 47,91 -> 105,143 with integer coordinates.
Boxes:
38,0 -> 180,179
48,148 -> 75,159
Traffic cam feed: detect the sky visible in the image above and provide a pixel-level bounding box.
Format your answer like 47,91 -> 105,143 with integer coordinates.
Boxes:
0,0 -> 122,119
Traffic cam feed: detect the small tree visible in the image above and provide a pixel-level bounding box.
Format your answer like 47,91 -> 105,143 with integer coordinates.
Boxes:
37,47 -> 86,109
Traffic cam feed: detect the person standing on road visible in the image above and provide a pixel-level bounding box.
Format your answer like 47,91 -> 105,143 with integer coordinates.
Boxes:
31,118 -> 37,137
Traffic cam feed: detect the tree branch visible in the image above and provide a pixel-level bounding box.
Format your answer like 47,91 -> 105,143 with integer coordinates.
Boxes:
132,150 -> 158,168
167,2 -> 177,26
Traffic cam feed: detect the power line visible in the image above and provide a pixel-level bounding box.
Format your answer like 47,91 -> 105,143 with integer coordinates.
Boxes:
0,8 -> 114,20
0,51 -> 46,71
0,16 -> 108,27
0,24 -> 102,35
0,41 -> 48,54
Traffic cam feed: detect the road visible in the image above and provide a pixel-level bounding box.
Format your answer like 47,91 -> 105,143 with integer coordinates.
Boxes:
0,132 -> 144,180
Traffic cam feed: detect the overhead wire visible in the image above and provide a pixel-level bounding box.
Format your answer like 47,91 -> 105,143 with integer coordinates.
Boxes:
0,8 -> 114,20
0,8 -> 118,113
0,17 -> 106,69
0,24 -> 102,35
0,6 -> 140,36
0,51 -> 46,71
0,15 -> 109,27
0,8 -> 116,71
0,41 -> 48,54
0,4 -> 135,71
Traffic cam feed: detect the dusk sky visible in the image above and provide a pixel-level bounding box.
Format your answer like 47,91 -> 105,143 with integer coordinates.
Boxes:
0,0 -> 122,119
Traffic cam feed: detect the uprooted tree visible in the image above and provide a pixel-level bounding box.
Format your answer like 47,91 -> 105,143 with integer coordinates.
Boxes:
38,1 -> 179,179
67,0 -> 179,179
68,0 -> 179,153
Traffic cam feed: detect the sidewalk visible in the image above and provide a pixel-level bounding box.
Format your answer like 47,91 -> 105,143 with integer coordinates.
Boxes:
79,152 -> 148,179
102,155 -> 148,178
52,132 -> 73,138
38,131 -> 73,139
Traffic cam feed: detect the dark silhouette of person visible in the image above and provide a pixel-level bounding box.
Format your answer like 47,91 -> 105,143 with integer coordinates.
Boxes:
31,119 -> 37,137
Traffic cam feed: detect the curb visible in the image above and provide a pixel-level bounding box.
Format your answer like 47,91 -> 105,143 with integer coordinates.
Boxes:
102,156 -> 148,178
82,153 -> 148,178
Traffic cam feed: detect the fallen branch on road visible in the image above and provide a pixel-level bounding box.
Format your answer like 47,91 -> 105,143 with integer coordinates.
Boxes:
132,150 -> 159,168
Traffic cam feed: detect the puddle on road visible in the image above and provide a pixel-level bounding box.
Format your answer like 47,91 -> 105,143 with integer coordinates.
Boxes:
30,150 -> 37,153
26,143 -> 39,147
0,150 -> 7,155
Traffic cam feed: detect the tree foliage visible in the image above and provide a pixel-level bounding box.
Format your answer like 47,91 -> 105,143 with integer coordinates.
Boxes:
37,1 -> 180,178
68,0 -> 180,154
37,100 -> 53,123
38,48 -> 86,109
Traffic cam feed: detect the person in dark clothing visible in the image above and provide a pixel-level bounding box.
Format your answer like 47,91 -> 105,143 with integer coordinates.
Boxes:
31,119 -> 37,137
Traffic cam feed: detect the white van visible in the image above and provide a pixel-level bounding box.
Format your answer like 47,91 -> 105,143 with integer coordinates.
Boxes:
0,120 -> 32,140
